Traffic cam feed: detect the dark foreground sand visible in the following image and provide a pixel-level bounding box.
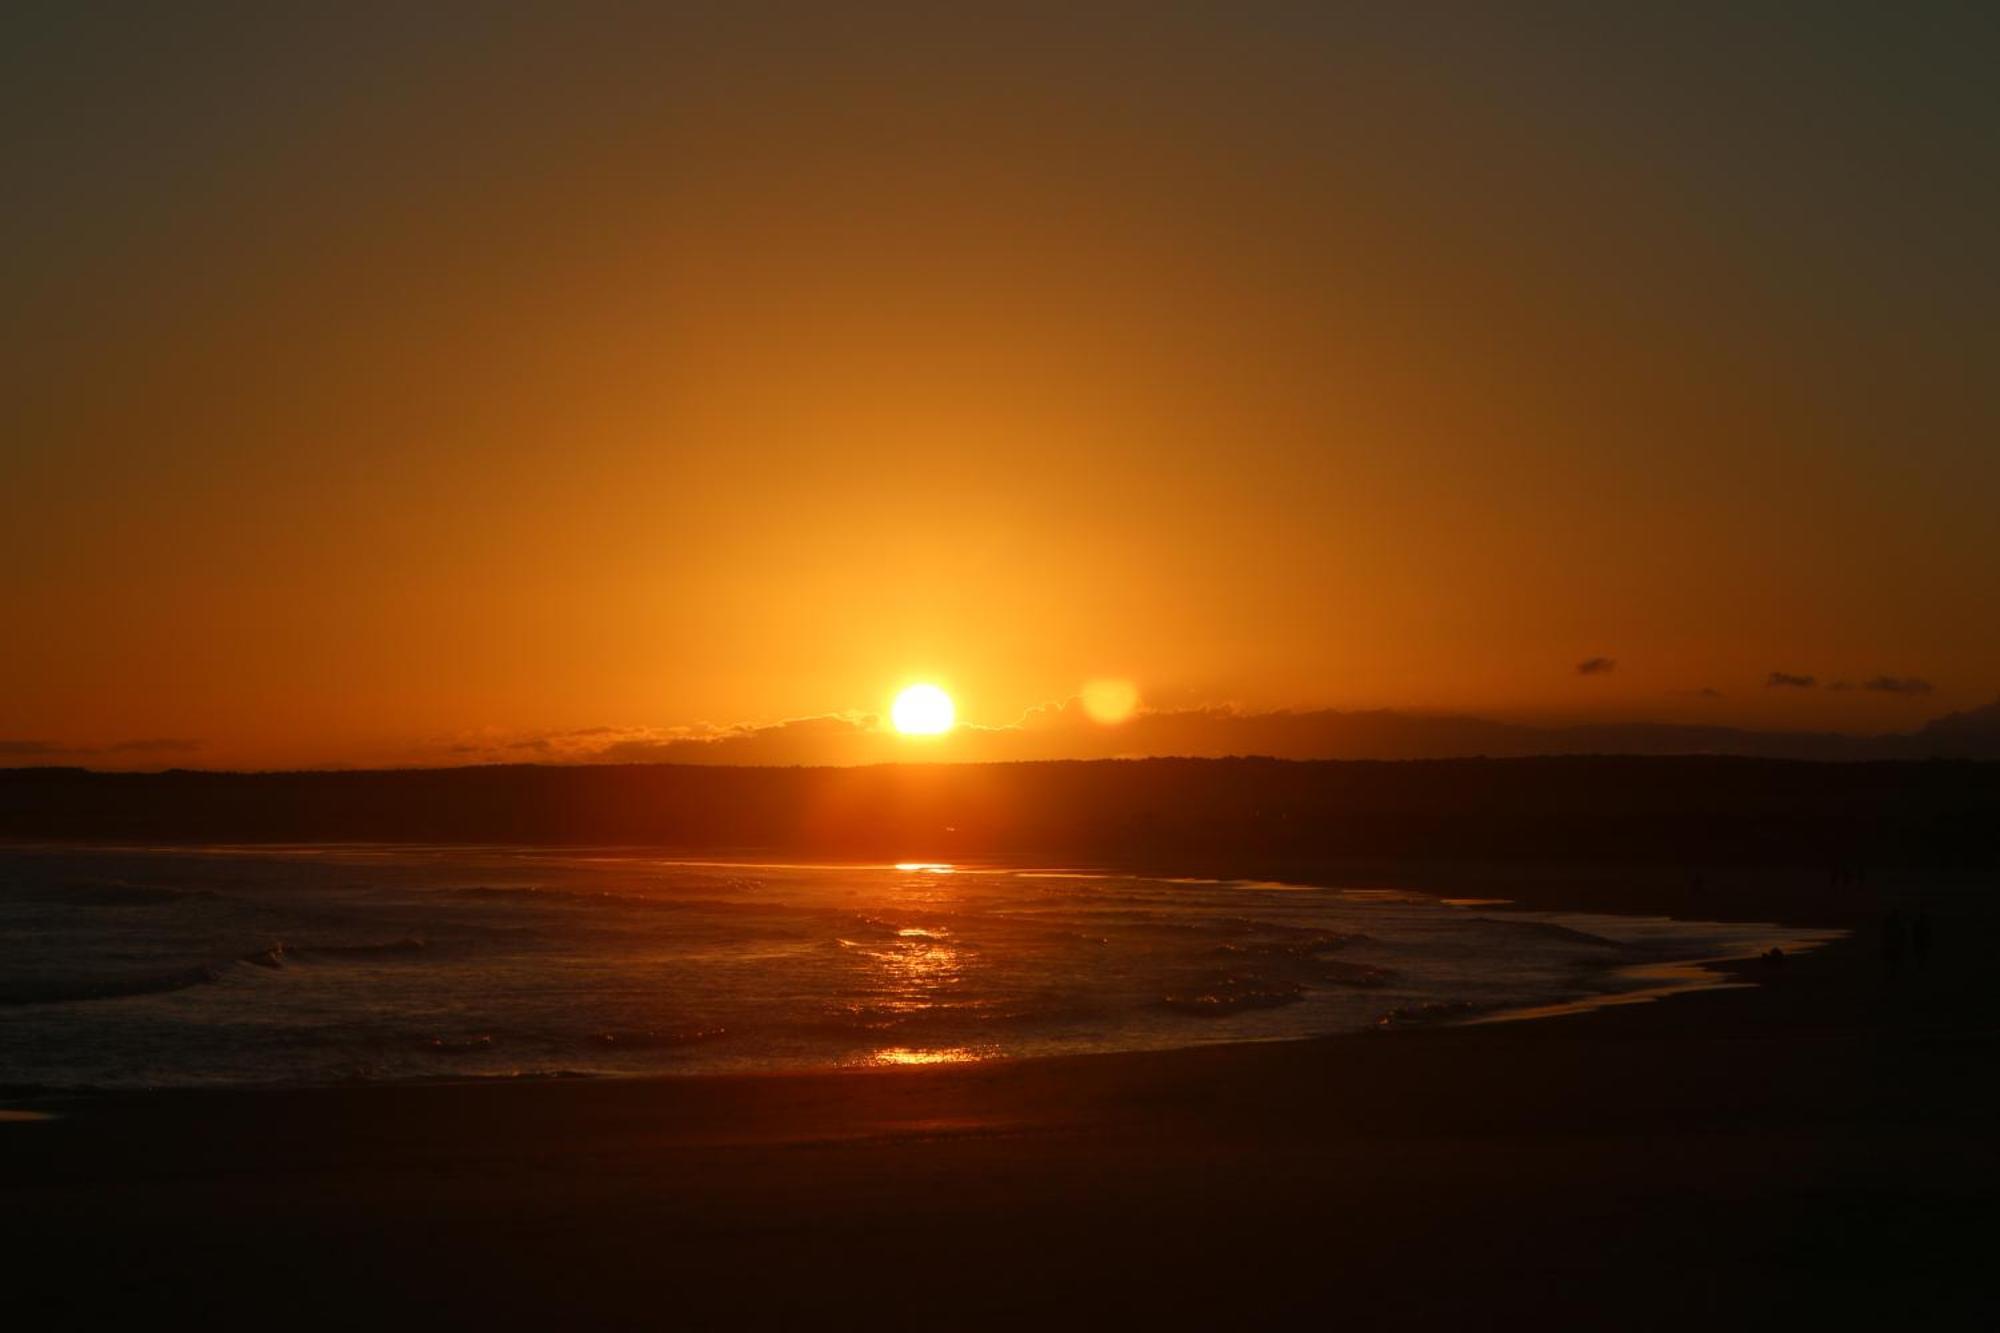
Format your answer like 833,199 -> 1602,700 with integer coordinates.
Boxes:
5,867 -> 1997,1329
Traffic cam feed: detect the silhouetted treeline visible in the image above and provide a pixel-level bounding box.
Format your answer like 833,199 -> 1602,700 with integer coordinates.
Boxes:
2,757 -> 1995,871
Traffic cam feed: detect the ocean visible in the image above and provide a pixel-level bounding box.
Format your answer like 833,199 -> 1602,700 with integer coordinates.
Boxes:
0,845 -> 1835,1090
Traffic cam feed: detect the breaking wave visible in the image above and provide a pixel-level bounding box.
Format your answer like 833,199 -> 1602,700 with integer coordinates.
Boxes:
0,963 -> 227,1006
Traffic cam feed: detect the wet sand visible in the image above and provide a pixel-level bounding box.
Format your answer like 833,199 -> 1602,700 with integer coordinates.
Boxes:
5,868 -> 1997,1329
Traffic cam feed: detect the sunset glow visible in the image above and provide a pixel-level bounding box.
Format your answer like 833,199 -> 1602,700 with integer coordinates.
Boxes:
3,7 -> 1994,775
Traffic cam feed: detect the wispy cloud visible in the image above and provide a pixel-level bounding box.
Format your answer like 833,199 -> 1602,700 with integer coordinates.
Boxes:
1766,672 -> 1816,689
1576,657 -> 1616,676
434,716 -> 891,767
595,715 -> 884,765
0,739 -> 67,757
416,700 -> 1673,767
1863,675 -> 1933,696
0,737 -> 201,760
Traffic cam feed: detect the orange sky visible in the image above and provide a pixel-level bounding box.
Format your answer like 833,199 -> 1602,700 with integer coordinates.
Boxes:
5,6 -> 1997,769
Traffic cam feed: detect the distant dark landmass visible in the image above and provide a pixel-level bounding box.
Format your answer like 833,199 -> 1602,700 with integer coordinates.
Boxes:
4,756 -> 1995,873
1009,697 -> 2000,763
432,696 -> 2000,766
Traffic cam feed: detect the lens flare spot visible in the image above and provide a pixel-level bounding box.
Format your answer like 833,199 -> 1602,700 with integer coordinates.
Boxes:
1081,678 -> 1140,724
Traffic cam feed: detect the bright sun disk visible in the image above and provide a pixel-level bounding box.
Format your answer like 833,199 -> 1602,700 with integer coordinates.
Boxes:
891,683 -> 956,735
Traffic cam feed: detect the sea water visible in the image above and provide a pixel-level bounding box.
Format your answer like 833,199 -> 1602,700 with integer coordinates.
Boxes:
0,845 -> 1835,1090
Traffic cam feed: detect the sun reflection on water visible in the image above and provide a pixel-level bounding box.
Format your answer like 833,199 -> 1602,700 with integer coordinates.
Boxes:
869,1046 -> 984,1066
837,862 -> 1002,1066
873,931 -> 963,1014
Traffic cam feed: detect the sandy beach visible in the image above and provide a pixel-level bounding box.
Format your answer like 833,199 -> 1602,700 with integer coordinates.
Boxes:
6,866 -> 1994,1329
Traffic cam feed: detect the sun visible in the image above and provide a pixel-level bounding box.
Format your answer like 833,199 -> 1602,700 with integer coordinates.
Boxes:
890,683 -> 956,735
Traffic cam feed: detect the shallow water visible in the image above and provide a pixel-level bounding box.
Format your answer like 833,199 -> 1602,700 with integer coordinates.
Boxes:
0,845 -> 1836,1089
